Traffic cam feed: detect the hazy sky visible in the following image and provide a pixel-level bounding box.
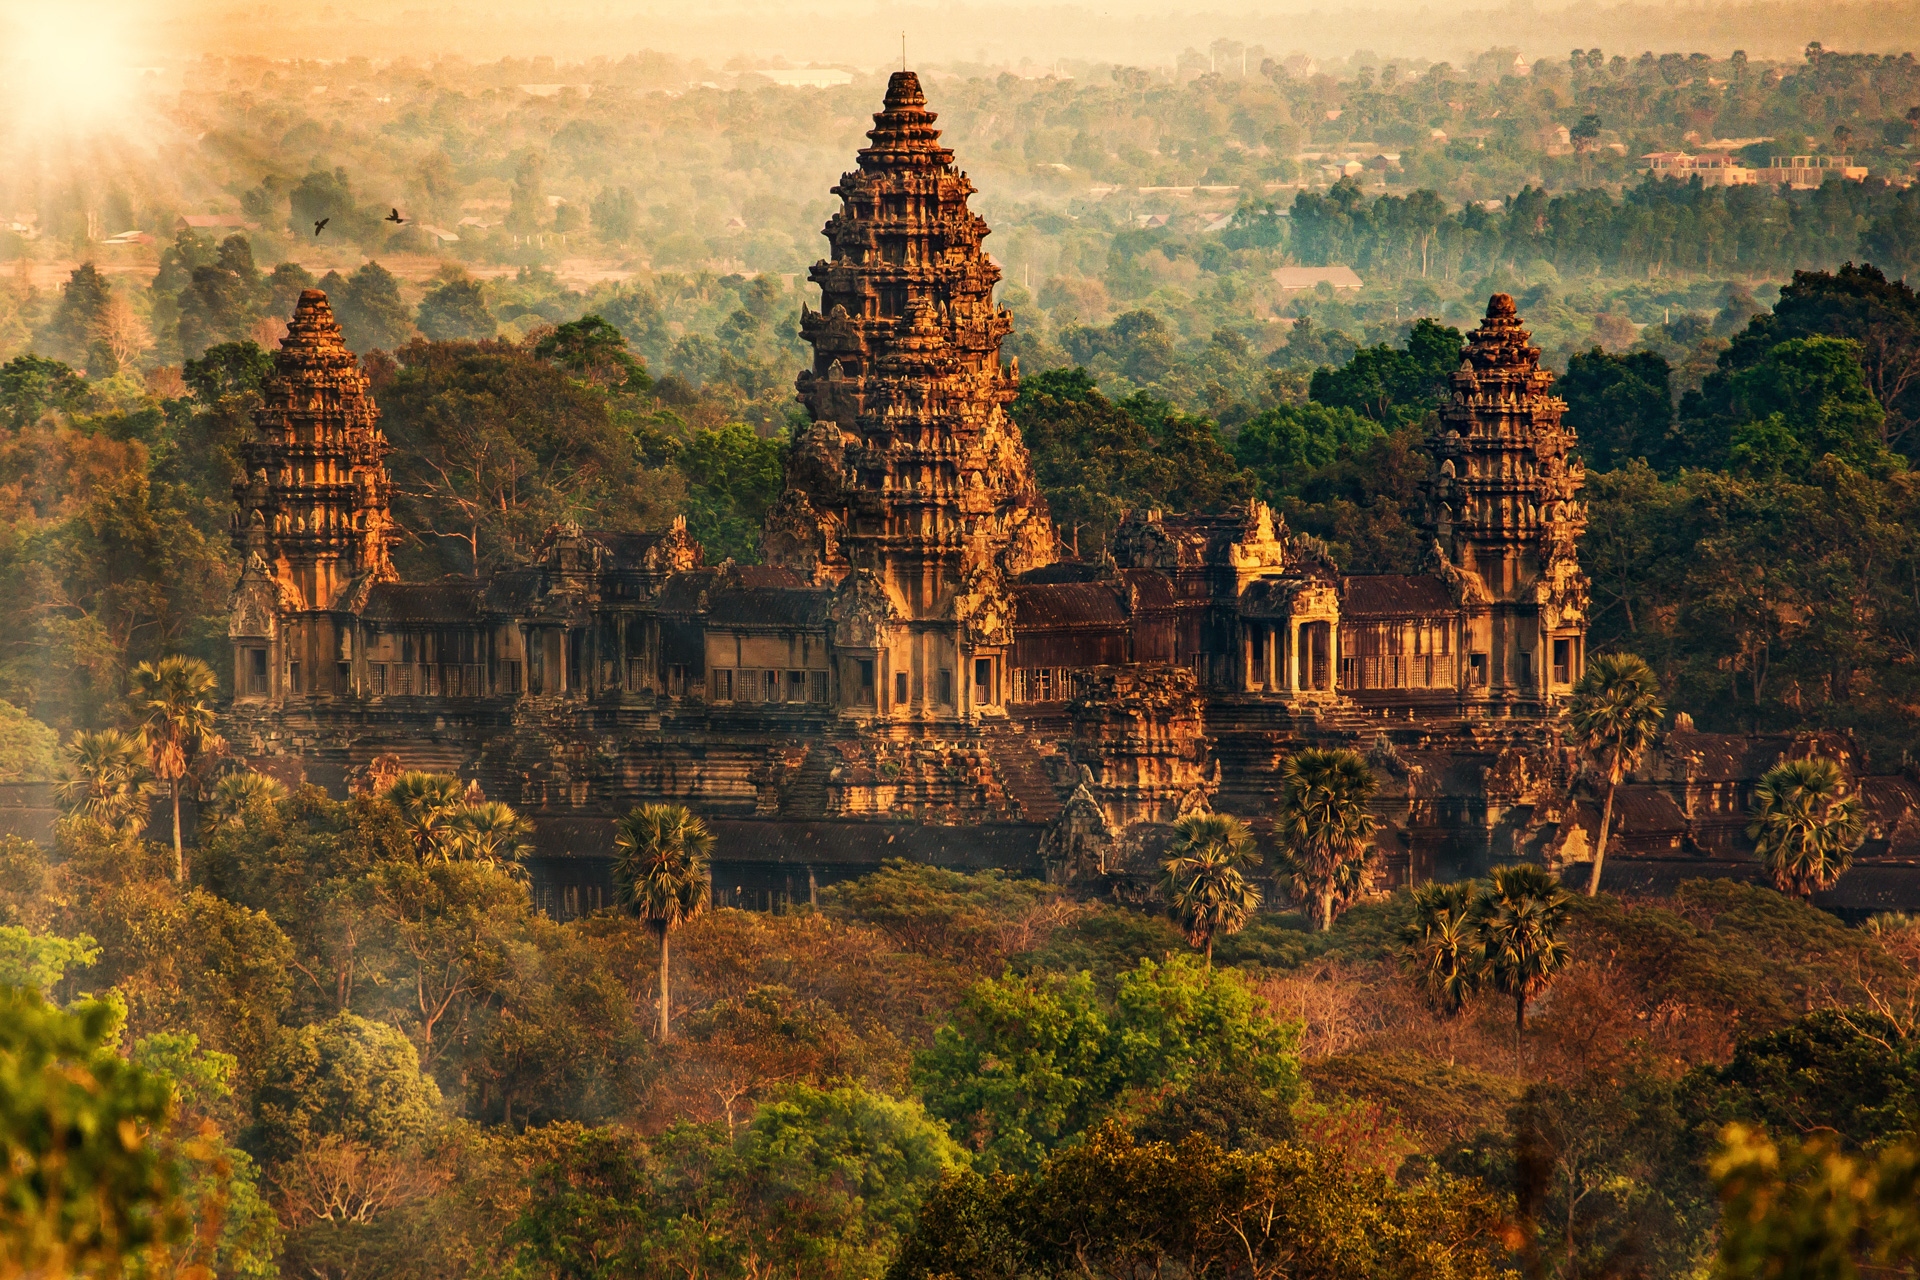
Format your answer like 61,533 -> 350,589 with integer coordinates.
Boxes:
11,0 -> 1917,72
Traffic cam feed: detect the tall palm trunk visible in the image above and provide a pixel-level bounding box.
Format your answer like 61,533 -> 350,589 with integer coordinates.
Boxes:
171,779 -> 184,883
657,930 -> 671,1041
1317,888 -> 1337,932
1585,776 -> 1618,897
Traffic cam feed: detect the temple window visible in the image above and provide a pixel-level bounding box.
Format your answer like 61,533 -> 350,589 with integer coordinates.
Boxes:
1553,638 -> 1571,684
895,672 -> 909,705
246,648 -> 268,695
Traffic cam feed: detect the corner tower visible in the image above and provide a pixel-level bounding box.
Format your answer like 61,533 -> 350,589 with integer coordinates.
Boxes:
228,289 -> 398,701
766,70 -> 1055,720
1423,294 -> 1588,712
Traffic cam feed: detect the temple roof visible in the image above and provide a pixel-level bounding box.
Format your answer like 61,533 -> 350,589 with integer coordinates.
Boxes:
1013,581 -> 1130,629
1341,574 -> 1455,617
362,580 -> 483,624
858,70 -> 954,170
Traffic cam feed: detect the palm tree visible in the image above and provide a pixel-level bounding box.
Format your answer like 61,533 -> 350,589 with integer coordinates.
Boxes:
55,729 -> 153,834
1273,748 -> 1378,931
203,770 -> 289,830
1476,864 -> 1573,1033
1748,758 -> 1864,902
127,655 -> 223,882
611,803 -> 713,1041
1565,652 -> 1665,897
1159,813 -> 1263,966
444,801 -> 533,862
1399,880 -> 1482,1016
385,771 -> 467,859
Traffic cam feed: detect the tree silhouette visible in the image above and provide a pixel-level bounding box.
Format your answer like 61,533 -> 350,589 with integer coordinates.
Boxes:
1273,748 -> 1378,931
1476,864 -> 1572,1032
127,655 -> 222,881
611,804 -> 713,1040
1566,652 -> 1665,896
1399,880 -> 1481,1016
384,771 -> 466,860
1748,758 -> 1864,902
1159,813 -> 1263,966
55,730 -> 152,835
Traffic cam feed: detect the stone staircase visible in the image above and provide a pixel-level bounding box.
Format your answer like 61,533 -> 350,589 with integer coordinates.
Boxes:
776,744 -> 836,818
981,724 -> 1065,822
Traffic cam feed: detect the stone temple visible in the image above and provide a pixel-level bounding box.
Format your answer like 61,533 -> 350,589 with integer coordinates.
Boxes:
222,72 -> 1920,915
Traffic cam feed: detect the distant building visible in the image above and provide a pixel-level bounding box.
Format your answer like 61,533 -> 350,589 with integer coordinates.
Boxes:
1759,155 -> 1869,187
1271,265 -> 1363,292
752,69 -> 855,89
100,230 -> 156,246
1641,152 -> 1757,187
178,214 -> 259,232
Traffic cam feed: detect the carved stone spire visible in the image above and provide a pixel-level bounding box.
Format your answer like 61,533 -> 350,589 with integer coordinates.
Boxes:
1423,294 -> 1588,703
231,289 -> 398,612
771,70 -> 1054,718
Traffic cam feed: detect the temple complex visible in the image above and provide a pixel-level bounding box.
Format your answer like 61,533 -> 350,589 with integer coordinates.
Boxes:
221,72 -> 1920,916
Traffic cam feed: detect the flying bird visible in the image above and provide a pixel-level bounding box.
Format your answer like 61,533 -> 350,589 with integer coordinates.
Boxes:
386,208 -> 405,224
313,217 -> 329,236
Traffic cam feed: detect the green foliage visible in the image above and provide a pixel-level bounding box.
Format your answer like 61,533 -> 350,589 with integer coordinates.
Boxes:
675,422 -> 785,563
914,970 -> 1112,1171
378,337 -> 679,575
1748,757 -> 1865,901
1307,318 -> 1462,426
0,990 -> 187,1275
327,261 -> 417,354
508,1087 -> 965,1280
1399,881 -> 1481,1015
1132,1070 -> 1299,1151
248,1012 -> 445,1164
1477,864 -> 1573,1032
416,277 -> 498,342
1723,338 -> 1896,478
1011,370 -> 1255,556
1559,347 -> 1674,472
889,1122 -> 1511,1280
1712,1126 -> 1920,1280
1159,813 -> 1263,962
1273,748 -> 1380,931
0,926 -> 100,996
0,699 -> 58,783
1566,651 -> 1666,894
1231,401 -> 1386,500
915,957 -> 1299,1170
737,1085 -> 967,1272
0,354 -> 94,429
822,859 -> 1058,967
1682,1009 -> 1918,1149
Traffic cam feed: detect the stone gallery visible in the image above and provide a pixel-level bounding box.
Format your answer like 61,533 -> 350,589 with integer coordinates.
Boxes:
223,72 -> 1920,913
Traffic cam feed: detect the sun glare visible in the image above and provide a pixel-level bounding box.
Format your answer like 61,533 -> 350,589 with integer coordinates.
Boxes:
0,2 -> 146,144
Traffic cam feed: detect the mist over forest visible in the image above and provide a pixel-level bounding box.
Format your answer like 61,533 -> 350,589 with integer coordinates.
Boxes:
3,6 -> 1920,1280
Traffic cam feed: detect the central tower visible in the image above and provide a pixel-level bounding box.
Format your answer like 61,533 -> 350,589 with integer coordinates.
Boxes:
766,70 -> 1055,720
1423,294 -> 1589,711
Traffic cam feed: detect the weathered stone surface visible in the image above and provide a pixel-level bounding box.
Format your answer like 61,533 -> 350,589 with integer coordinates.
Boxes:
213,77 -> 1920,917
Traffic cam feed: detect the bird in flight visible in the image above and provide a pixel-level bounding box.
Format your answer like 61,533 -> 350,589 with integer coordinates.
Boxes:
313,217 -> 329,236
386,208 -> 405,224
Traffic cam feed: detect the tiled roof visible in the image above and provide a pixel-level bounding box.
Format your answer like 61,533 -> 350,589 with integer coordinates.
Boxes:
1013,581 -> 1129,629
706,585 -> 832,628
1341,574 -> 1453,617
362,580 -> 483,624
